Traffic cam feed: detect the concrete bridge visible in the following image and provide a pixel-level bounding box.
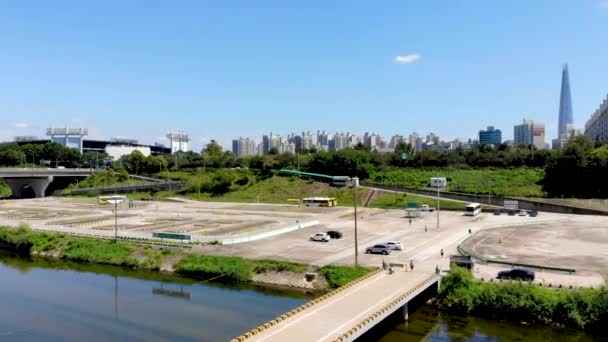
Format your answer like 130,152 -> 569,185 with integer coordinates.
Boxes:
232,265 -> 441,342
0,168 -> 93,198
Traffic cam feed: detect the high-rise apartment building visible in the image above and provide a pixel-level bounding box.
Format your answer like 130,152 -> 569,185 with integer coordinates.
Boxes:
514,119 -> 545,149
232,137 -> 257,158
585,95 -> 608,145
478,126 -> 502,145
262,133 -> 282,154
558,64 -> 574,141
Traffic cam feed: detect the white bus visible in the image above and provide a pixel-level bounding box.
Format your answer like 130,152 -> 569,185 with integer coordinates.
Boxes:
98,195 -> 127,205
302,197 -> 338,207
465,202 -> 481,216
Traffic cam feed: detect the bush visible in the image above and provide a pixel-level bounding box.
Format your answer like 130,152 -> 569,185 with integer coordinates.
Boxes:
62,239 -> 136,267
318,265 -> 372,288
438,266 -> 608,332
174,255 -> 252,281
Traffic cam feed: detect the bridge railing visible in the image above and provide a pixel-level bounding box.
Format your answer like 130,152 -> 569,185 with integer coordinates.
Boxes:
332,274 -> 439,342
230,268 -> 384,342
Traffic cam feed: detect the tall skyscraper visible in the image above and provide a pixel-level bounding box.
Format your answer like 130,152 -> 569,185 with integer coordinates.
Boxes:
558,64 -> 574,139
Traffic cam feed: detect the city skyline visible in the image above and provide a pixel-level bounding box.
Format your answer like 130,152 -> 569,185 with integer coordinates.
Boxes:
1,1 -> 607,150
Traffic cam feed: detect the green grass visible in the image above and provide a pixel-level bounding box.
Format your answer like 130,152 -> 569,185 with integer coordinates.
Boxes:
183,174 -> 466,210
251,259 -> 308,274
0,178 -> 11,197
370,168 -> 545,198
438,266 -> 608,332
368,191 -> 466,210
62,238 -> 136,266
174,254 -> 252,281
318,265 -> 373,288
174,255 -> 308,281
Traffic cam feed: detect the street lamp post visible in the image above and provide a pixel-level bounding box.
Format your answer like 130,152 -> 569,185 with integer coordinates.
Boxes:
436,169 -> 440,231
352,177 -> 359,266
114,200 -> 118,242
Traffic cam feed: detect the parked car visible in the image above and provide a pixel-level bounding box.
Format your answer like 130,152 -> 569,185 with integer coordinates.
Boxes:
420,204 -> 435,212
385,241 -> 403,251
365,244 -> 391,255
508,210 -> 516,216
497,268 -> 535,281
326,230 -> 343,239
529,210 -> 538,217
494,209 -> 502,215
518,209 -> 527,216
310,233 -> 330,242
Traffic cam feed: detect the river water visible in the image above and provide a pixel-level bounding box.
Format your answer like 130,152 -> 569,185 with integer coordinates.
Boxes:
0,253 -> 603,342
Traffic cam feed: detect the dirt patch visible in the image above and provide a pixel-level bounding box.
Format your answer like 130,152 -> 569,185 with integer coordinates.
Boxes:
252,271 -> 322,290
160,253 -> 184,272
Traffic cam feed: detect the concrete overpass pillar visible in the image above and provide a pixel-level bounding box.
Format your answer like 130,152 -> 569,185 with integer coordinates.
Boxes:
4,176 -> 54,198
402,302 -> 409,321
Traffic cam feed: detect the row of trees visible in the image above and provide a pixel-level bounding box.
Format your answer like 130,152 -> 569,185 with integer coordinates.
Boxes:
0,139 -> 572,174
542,136 -> 608,197
2,137 -> 606,198
0,142 -> 90,168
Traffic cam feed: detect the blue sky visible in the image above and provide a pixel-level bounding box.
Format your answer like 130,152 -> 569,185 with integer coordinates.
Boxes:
1,0 -> 607,150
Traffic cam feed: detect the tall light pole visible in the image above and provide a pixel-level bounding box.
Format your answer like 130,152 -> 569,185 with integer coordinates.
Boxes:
352,177 -> 359,266
114,200 -> 118,242
436,169 -> 440,231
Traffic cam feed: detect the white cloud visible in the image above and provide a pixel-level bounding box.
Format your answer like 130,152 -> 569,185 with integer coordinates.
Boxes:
394,54 -> 421,64
15,122 -> 28,128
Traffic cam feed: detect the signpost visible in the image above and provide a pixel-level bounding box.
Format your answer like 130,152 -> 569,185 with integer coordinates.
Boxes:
401,152 -> 407,160
152,232 -> 192,241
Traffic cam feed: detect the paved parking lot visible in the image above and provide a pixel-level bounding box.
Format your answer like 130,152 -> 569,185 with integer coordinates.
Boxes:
1,197 -> 606,287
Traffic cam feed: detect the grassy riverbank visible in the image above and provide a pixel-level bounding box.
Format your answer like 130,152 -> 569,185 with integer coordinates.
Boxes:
0,225 -> 371,289
438,267 -> 608,332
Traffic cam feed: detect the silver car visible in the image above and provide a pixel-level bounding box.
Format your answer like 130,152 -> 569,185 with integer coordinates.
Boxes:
365,244 -> 391,255
385,241 -> 403,251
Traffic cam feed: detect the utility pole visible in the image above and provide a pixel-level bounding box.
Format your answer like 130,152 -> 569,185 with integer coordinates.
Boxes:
352,177 -> 359,266
436,169 -> 440,231
114,200 -> 118,242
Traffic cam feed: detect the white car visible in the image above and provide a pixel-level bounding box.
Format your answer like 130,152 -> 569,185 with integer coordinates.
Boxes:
310,233 -> 330,242
518,210 -> 527,216
385,241 -> 403,251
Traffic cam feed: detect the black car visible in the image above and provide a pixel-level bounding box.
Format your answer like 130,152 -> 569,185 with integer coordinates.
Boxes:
497,268 -> 535,281
326,230 -> 343,239
508,210 -> 516,216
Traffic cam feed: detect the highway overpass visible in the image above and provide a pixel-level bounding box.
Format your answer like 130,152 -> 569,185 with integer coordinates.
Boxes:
0,168 -> 93,198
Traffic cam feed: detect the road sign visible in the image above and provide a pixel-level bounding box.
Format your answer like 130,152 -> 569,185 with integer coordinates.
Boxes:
406,201 -> 418,209
504,200 -> 519,210
152,232 -> 191,240
401,152 -> 407,160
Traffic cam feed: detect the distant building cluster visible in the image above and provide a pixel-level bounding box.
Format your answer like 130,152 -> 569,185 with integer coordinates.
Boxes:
232,131 -> 481,156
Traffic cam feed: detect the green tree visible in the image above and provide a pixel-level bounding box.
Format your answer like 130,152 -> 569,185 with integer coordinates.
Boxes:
120,150 -> 147,174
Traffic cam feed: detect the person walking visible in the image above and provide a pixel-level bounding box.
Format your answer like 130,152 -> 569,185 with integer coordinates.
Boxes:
409,259 -> 414,271
440,248 -> 444,258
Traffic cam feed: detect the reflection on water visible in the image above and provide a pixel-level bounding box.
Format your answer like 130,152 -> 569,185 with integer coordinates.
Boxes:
377,305 -> 603,342
0,252 -> 309,342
